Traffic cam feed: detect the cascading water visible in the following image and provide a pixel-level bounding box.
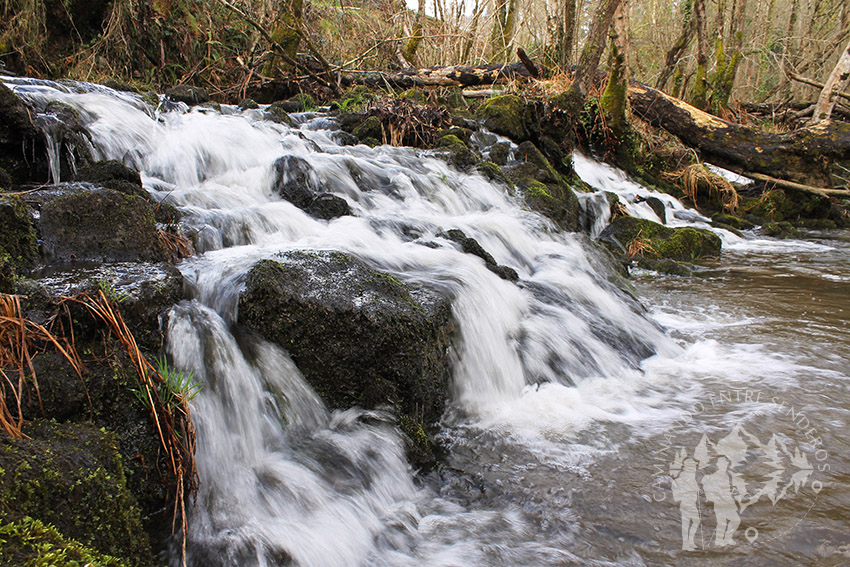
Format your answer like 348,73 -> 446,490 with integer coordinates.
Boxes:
6,76 -> 849,566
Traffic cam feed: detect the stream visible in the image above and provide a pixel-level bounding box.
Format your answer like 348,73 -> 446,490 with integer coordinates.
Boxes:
5,76 -> 849,566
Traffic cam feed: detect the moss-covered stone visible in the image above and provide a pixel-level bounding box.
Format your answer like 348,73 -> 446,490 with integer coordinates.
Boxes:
475,94 -> 529,141
270,155 -> 351,219
0,420 -> 154,566
39,188 -> 165,264
762,221 -> 801,239
503,141 -> 580,232
398,88 -> 427,103
0,516 -> 129,567
600,217 -> 722,262
487,142 -> 510,165
352,115 -> 384,142
265,101 -> 295,126
434,134 -> 478,170
238,251 -> 455,463
711,213 -> 755,230
441,229 -> 518,282
0,196 -> 38,275
475,160 -> 511,186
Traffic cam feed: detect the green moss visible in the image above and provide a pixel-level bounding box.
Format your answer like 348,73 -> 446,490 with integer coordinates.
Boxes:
475,94 -> 528,141
0,421 -> 153,566
0,196 -> 38,273
398,88 -> 426,103
762,221 -> 801,239
352,116 -> 383,142
0,516 -> 130,567
435,134 -> 478,170
266,101 -> 295,126
526,180 -> 551,198
601,217 -> 722,261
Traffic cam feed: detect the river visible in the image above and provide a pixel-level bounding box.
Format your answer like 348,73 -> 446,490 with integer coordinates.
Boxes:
5,76 -> 849,566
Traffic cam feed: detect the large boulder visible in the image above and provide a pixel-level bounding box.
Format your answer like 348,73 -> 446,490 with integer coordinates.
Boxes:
0,82 -> 48,184
238,251 -> 455,431
38,187 -> 166,263
475,94 -> 530,141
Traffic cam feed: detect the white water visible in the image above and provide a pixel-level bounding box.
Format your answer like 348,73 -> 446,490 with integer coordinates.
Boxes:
7,76 -> 846,566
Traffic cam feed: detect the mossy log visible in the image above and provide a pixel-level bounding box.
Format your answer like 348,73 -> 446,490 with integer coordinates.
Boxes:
353,62 -> 536,88
628,83 -> 850,189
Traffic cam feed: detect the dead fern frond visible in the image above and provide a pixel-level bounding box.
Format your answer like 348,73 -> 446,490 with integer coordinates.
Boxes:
0,293 -> 84,439
158,226 -> 196,263
627,229 -> 656,258
662,163 -> 740,213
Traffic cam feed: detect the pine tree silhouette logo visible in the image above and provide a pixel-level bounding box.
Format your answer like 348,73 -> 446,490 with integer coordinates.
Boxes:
669,424 -> 820,550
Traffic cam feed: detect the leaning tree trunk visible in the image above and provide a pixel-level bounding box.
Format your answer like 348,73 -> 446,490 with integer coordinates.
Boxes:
566,0 -> 623,102
810,37 -> 850,124
656,0 -> 694,92
629,82 -> 850,188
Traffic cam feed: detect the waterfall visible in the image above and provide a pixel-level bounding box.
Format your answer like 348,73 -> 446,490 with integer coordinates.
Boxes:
12,76 -> 823,566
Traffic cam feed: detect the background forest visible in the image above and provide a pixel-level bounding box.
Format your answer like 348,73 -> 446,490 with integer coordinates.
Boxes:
1,0 -> 848,114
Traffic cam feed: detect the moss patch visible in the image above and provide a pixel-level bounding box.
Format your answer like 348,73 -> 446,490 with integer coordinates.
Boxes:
600,217 -> 722,262
0,516 -> 129,567
0,420 -> 153,566
0,196 -> 38,274
475,94 -> 528,141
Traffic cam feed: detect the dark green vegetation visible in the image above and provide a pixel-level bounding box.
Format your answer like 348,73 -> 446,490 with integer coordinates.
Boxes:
238,251 -> 455,467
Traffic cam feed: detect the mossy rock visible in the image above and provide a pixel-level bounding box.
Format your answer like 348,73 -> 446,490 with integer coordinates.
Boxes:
0,82 -> 49,184
0,196 -> 38,275
270,155 -> 351,219
276,93 -> 316,113
599,217 -> 722,262
503,142 -> 580,232
475,94 -> 529,142
0,516 -> 130,567
39,188 -> 166,264
398,88 -> 427,103
441,228 -> 518,282
741,189 -> 832,223
238,98 -> 260,110
487,142 -> 510,165
762,221 -> 801,239
475,160 -> 511,186
435,126 -> 473,145
265,101 -> 295,126
711,213 -> 755,230
434,134 -> 478,171
0,420 -> 154,566
238,251 -> 456,462
352,116 -> 383,142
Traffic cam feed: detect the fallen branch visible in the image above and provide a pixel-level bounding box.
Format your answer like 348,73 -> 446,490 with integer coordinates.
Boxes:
745,172 -> 850,198
788,71 -> 850,102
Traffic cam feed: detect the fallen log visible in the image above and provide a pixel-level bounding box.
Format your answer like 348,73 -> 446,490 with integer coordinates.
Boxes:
628,83 -> 850,188
350,62 -> 536,88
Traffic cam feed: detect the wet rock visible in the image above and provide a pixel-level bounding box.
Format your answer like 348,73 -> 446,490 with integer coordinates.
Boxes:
434,134 -> 478,171
165,84 -> 210,106
600,217 -> 722,262
711,213 -> 755,230
504,141 -> 580,232
488,142 -> 510,165
331,130 -> 359,146
265,101 -> 295,126
441,229 -> 518,282
39,187 -> 165,264
643,196 -> 667,224
237,98 -> 260,110
238,251 -> 455,430
29,261 -> 183,349
75,160 -> 179,223
271,155 -> 351,219
0,196 -> 38,276
306,193 -> 352,220
762,221 -> 801,239
104,80 -> 138,93
475,161 -> 511,186
0,420 -> 154,566
337,112 -> 366,133
277,93 -> 316,112
0,82 -> 48,183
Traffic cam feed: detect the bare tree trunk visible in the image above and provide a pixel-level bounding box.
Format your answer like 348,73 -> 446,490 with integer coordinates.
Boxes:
463,0 -> 483,62
566,0 -> 623,101
710,0 -> 748,113
811,38 -> 850,124
490,0 -> 519,63
690,0 -> 709,109
555,0 -> 577,69
655,0 -> 694,91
